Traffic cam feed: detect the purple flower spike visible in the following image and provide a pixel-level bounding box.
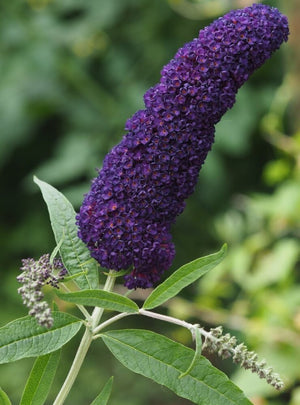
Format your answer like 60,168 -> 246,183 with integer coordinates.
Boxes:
77,4 -> 289,289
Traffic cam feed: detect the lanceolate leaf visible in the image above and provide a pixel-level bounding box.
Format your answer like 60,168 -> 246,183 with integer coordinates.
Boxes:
90,377 -> 114,405
20,350 -> 61,405
101,329 -> 251,405
143,244 -> 227,310
0,388 -> 12,405
0,312 -> 82,364
34,176 -> 99,290
57,290 -> 139,313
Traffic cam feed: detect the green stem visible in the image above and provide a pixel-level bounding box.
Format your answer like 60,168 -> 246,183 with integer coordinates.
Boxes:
139,309 -> 194,330
53,271 -> 116,405
53,328 -> 93,405
93,312 -> 133,337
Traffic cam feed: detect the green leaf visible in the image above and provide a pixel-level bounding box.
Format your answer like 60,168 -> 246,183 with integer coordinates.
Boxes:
20,350 -> 61,405
143,244 -> 227,310
0,312 -> 82,364
90,377 -> 114,405
49,237 -> 64,265
57,290 -> 139,313
61,271 -> 90,283
103,269 -> 131,278
179,327 -> 202,378
52,301 -> 59,311
34,176 -> 99,290
101,329 -> 251,405
0,388 -> 12,405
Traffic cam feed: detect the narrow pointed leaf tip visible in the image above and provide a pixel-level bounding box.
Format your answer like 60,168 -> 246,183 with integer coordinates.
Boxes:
90,377 -> 114,405
33,176 -> 99,290
0,388 -> 12,405
143,244 -> 227,310
101,329 -> 252,405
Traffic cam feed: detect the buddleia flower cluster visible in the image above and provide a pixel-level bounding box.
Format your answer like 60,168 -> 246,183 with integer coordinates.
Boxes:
202,326 -> 284,390
77,4 -> 289,289
17,254 -> 67,328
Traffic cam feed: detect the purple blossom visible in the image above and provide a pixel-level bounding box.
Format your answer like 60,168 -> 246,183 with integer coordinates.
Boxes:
77,4 -> 289,289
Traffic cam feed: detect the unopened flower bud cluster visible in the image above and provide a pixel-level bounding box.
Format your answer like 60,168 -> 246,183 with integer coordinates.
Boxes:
17,254 -> 67,328
202,326 -> 284,390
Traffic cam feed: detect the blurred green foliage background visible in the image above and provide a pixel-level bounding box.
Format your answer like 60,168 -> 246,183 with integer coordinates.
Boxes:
0,0 -> 299,404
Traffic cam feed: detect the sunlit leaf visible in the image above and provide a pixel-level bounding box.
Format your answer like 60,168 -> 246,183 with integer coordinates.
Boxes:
245,239 -> 299,291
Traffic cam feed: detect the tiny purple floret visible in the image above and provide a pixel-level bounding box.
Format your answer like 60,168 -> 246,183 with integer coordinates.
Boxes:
77,4 -> 289,288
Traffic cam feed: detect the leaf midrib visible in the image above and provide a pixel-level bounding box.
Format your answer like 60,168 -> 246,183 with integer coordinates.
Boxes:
0,320 -> 80,348
51,193 -> 93,289
29,356 -> 50,402
147,261 -> 214,303
103,334 -> 245,405
58,291 -> 138,312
